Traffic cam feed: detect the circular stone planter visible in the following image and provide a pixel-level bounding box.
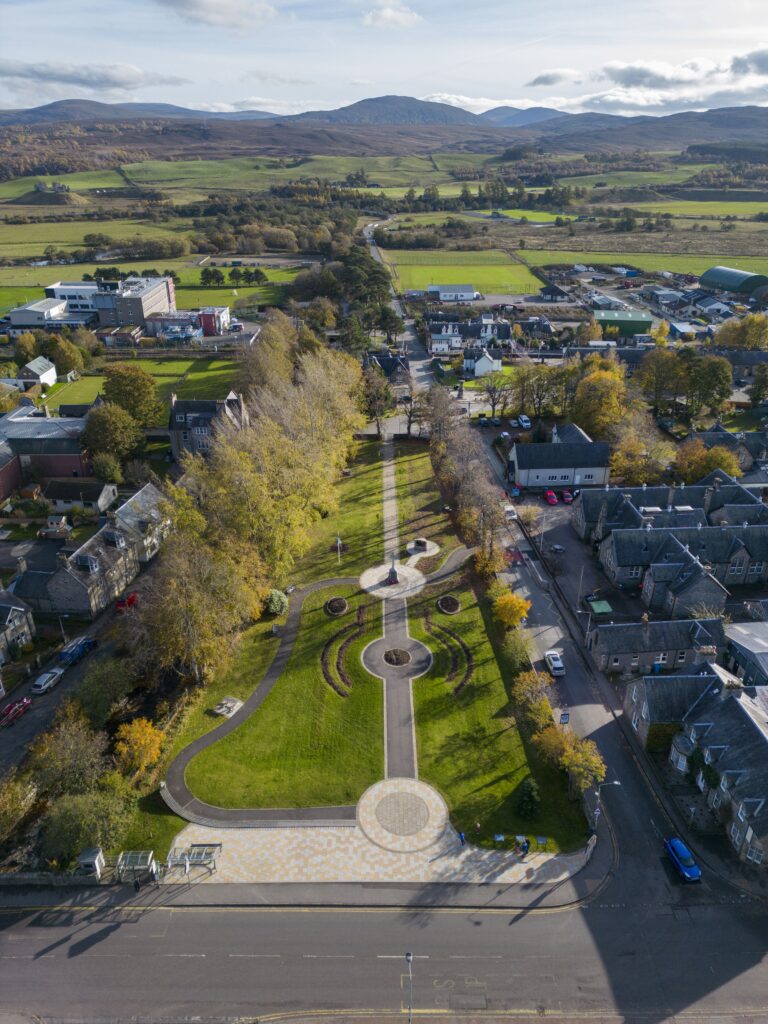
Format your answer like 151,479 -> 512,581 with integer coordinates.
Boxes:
437,595 -> 460,615
325,597 -> 349,617
384,648 -> 412,666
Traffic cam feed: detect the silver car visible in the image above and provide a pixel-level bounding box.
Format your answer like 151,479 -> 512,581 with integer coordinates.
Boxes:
545,650 -> 565,677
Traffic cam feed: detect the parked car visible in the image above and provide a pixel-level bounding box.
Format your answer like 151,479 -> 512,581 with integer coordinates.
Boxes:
116,592 -> 138,613
59,635 -> 98,665
544,489 -> 558,505
518,414 -> 532,430
508,418 -> 519,428
550,543 -> 565,554
664,837 -> 701,882
560,490 -> 573,504
1,696 -> 32,726
0,701 -> 18,726
478,416 -> 487,427
31,667 -> 66,696
545,650 -> 565,677
503,504 -> 518,521
492,417 -> 502,427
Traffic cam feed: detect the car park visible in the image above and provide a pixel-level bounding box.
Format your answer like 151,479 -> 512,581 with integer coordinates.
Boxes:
544,489 -> 558,505
518,414 -> 532,430
1,696 -> 32,725
31,666 -> 65,696
560,490 -> 573,504
545,650 -> 565,677
664,837 -> 701,882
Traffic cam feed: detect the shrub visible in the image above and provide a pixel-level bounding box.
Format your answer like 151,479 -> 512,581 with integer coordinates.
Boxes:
265,589 -> 289,616
0,769 -> 36,842
114,718 -> 164,773
92,452 -> 124,485
28,702 -> 108,797
76,659 -> 136,729
40,790 -> 130,864
516,777 -> 540,819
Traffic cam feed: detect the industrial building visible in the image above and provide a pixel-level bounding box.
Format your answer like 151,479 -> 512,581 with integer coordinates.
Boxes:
699,266 -> 768,296
593,309 -> 653,337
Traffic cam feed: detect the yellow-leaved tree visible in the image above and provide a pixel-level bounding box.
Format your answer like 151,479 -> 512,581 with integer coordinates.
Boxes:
492,592 -> 531,629
115,718 -> 164,773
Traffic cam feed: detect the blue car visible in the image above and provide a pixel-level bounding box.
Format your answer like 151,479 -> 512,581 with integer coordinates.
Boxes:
664,837 -> 701,882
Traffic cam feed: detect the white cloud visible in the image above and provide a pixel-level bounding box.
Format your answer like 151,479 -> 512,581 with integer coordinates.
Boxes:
0,62 -> 187,91
363,1 -> 422,29
151,0 -> 276,28
423,93 -> 552,114
526,68 -> 578,88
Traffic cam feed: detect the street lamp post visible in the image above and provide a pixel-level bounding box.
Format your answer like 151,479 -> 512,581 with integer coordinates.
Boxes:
591,779 -> 621,829
405,952 -> 413,1024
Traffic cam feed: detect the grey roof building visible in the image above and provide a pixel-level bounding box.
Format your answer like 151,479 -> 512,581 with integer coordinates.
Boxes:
724,621 -> 768,687
588,617 -> 726,675
509,441 -> 611,489
168,391 -> 249,461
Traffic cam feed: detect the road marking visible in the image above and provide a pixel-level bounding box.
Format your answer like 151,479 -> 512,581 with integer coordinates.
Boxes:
303,954 -> 355,959
163,953 -> 205,957
378,954 -> 430,959
449,954 -> 502,959
228,953 -> 280,958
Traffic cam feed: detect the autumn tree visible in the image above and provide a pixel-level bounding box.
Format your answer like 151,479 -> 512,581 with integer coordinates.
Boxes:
715,313 -> 768,350
480,371 -> 512,416
561,737 -> 607,794
533,725 -> 573,764
572,369 -> 627,440
82,402 -> 142,460
115,718 -> 164,773
103,364 -> 162,427
362,364 -> 393,438
0,769 -> 35,842
685,355 -> 733,417
750,363 -> 768,407
14,332 -> 37,364
635,348 -> 682,415
511,669 -> 551,706
493,591 -> 531,629
609,423 -> 674,485
673,438 -> 742,482
46,336 -> 84,375
651,319 -> 670,346
28,703 -> 108,797
576,318 -> 603,343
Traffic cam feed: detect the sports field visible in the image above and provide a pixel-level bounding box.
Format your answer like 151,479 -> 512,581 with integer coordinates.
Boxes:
382,248 -> 541,294
518,249 -> 768,276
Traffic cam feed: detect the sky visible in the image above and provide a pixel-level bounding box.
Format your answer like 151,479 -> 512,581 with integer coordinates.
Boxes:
1,0 -> 768,116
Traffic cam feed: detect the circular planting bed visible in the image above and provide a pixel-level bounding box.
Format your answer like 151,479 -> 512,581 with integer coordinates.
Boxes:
437,595 -> 460,615
384,648 -> 412,666
325,597 -> 349,617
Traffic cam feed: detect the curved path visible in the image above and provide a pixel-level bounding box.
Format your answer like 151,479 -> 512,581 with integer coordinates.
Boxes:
162,444 -> 474,829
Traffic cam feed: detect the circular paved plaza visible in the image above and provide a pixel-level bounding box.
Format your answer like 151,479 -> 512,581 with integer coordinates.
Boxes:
357,778 -> 449,852
359,561 -> 426,600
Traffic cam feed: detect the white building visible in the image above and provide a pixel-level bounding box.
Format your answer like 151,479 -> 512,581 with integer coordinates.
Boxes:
427,284 -> 476,303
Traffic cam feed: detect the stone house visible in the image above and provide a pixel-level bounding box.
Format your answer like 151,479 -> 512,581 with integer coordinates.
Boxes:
588,617 -> 725,676
168,391 -> 249,461
43,479 -> 117,514
0,589 -> 35,666
724,622 -> 768,687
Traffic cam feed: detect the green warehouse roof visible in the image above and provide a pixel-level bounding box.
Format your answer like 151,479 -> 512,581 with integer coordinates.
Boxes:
699,266 -> 768,294
593,310 -> 653,324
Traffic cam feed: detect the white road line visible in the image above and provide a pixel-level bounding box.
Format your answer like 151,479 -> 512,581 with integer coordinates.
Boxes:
377,954 -> 430,959
303,954 -> 355,959
449,955 -> 503,959
163,953 -> 206,957
228,953 -> 280,958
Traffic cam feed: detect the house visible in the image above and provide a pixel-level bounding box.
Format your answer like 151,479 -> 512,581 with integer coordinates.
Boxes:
539,283 -> 570,303
717,349 -> 768,380
509,441 -> 611,489
426,284 -> 475,303
624,670 -> 721,750
9,483 -> 168,617
168,391 -> 249,461
426,315 -> 512,355
724,622 -> 768,687
363,351 -> 410,389
462,347 -> 502,378
95,326 -> 144,348
0,589 -> 34,666
0,402 -> 91,492
18,357 -> 57,390
588,617 -> 726,676
669,682 -> 768,868
689,422 -> 768,473
43,479 -> 117,514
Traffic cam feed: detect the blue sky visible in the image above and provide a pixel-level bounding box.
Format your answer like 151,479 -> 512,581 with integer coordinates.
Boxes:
1,0 -> 768,115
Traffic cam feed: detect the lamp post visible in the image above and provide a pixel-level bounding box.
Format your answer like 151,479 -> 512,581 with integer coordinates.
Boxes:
405,952 -> 413,1024
591,779 -> 621,829
336,534 -> 342,566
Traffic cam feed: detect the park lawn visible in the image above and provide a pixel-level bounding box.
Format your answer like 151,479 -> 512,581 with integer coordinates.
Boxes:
184,585 -> 384,808
394,442 -> 457,561
172,360 -> 240,400
121,618 -> 282,857
291,440 -> 384,585
0,286 -> 44,314
518,249 -> 768,276
409,573 -> 587,852
130,359 -> 198,376
44,376 -> 105,409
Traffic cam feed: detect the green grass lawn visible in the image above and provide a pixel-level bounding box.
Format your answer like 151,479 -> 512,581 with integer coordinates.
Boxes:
409,572 -> 587,852
475,209 -> 573,222
382,248 -> 541,294
518,249 -> 768,276
556,164 -> 716,189
0,285 -> 45,314
184,585 -> 384,808
394,443 -> 457,562
0,217 -> 197,258
0,257 -> 196,288
0,169 -> 127,200
629,200 -> 768,217
291,440 -> 384,585
122,618 -> 282,857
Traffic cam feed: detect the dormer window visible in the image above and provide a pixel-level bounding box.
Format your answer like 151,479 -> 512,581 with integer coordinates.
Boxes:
720,775 -> 728,791
176,415 -> 185,423
738,804 -> 746,822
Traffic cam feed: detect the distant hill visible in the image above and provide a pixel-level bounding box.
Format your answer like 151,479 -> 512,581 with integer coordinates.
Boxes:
290,95 -> 480,126
0,99 -> 277,127
479,106 -> 565,127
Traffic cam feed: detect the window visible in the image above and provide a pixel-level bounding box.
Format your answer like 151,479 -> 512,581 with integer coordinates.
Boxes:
738,804 -> 746,822
176,415 -> 185,423
631,684 -> 638,702
642,701 -> 649,720
631,654 -> 639,667
654,652 -> 668,664
712,790 -> 722,809
561,474 -> 569,480
612,656 -> 620,667
729,821 -> 742,847
696,769 -> 706,791
628,565 -> 642,579
548,474 -> 557,481
728,562 -> 744,575
677,753 -> 687,771
585,473 -> 594,480
704,749 -> 711,764
720,775 -> 728,791
746,846 -> 764,865
749,562 -> 763,573
677,650 -> 686,662
631,711 -> 639,731
182,431 -> 189,441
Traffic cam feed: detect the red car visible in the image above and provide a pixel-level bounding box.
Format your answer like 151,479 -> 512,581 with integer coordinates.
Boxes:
560,489 -> 574,504
116,592 -> 138,613
544,490 -> 559,505
1,697 -> 32,727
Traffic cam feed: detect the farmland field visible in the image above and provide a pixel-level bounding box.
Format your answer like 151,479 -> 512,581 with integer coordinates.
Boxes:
556,164 -> 716,188
474,208 -> 573,222
626,200 -> 768,218
0,218 -> 197,258
0,170 -> 128,201
519,249 -> 768,276
382,248 -> 541,293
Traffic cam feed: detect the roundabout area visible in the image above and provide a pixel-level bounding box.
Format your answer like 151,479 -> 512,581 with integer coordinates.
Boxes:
356,777 -> 449,852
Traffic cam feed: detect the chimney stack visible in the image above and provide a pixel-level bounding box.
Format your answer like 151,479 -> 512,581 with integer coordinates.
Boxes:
15,556 -> 26,576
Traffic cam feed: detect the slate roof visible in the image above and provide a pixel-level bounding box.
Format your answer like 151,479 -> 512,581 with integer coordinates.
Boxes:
44,479 -> 113,503
513,441 -> 610,470
592,618 -> 726,655
554,422 -> 592,444
608,524 -> 768,568
168,391 -> 247,431
0,588 -> 31,627
10,571 -> 55,602
21,356 -> 55,377
719,350 -> 768,367
641,675 -> 719,724
114,482 -> 166,538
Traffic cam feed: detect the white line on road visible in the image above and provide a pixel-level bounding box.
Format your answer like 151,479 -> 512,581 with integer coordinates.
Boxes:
449,955 -> 503,959
163,953 -> 206,957
303,954 -> 355,959
377,954 -> 430,959
228,953 -> 280,958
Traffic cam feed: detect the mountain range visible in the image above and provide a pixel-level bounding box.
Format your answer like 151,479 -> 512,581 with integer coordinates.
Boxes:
3,95 -> 768,152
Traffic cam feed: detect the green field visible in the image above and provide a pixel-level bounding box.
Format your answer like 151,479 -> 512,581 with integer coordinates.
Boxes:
0,257 -> 197,288
557,164 -> 716,189
475,208 -> 573,222
0,286 -> 44,314
184,584 -> 384,808
519,249 -> 768,276
0,217 -> 197,258
0,170 -> 128,201
627,200 -> 768,218
382,248 -> 541,294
